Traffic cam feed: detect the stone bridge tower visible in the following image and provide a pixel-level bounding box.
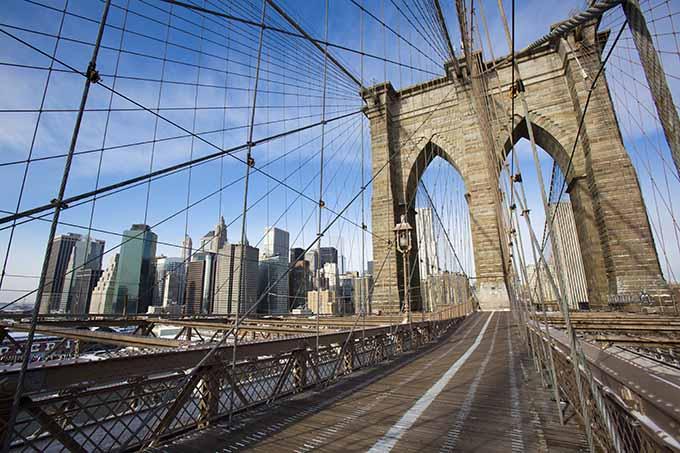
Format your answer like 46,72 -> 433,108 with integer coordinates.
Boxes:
362,20 -> 668,313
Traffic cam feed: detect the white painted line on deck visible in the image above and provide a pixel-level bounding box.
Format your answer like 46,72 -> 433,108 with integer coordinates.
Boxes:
367,312 -> 496,453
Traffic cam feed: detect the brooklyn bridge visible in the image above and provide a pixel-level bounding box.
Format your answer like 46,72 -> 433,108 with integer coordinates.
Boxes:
0,0 -> 679,451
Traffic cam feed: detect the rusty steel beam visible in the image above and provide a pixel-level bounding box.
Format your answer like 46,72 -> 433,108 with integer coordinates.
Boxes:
0,314 -> 465,395
4,323 -> 190,349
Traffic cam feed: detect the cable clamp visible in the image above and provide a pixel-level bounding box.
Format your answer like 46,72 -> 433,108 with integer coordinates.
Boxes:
86,62 -> 101,84
509,203 -> 517,211
50,198 -> 69,210
521,209 -> 530,217
361,223 -> 367,230
512,173 -> 522,183
318,199 -> 325,208
247,156 -> 255,167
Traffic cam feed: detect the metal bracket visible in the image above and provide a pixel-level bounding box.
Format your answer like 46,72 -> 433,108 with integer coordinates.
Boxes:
86,62 -> 101,84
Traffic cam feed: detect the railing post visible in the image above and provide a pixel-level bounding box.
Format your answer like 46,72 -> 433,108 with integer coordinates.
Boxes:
343,343 -> 354,375
197,367 -> 219,428
292,350 -> 308,390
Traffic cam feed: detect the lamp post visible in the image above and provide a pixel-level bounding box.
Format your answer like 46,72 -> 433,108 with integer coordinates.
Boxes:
394,214 -> 413,326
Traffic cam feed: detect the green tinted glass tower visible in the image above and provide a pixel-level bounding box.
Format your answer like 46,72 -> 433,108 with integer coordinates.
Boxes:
113,224 -> 158,314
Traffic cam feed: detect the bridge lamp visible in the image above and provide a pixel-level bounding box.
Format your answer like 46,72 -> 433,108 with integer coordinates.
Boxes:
394,214 -> 413,324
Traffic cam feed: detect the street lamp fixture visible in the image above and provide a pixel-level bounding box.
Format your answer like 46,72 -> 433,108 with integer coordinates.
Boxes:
394,214 -> 413,324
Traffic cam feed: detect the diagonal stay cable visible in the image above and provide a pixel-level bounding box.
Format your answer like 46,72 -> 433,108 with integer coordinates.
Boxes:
0,115 -> 360,311
0,24 -> 367,229
157,0 -> 441,78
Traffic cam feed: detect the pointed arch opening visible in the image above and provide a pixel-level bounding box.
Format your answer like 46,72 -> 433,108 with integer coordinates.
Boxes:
404,140 -> 474,312
501,117 -> 596,309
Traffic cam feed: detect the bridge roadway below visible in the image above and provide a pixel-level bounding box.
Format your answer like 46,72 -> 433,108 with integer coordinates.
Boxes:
160,312 -> 588,452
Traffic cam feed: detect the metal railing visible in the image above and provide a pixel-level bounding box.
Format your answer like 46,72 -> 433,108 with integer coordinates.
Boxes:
0,303 -> 473,451
528,323 -> 680,452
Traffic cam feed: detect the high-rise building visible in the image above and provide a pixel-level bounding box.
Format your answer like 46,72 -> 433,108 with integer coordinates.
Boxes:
421,272 -> 470,310
39,233 -> 81,313
90,254 -> 119,314
415,207 -> 439,279
184,260 -> 205,315
188,217 -> 228,313
305,250 -> 319,278
322,262 -> 339,291
200,216 -> 227,253
289,259 -> 311,310
548,201 -> 589,309
290,247 -> 305,263
366,261 -> 374,275
214,242 -> 259,315
262,227 -> 289,258
258,227 -> 290,314
338,272 -> 357,315
154,256 -> 184,307
352,274 -> 373,315
319,247 -> 338,267
68,268 -> 103,314
39,233 -> 105,314
526,262 -> 557,307
113,224 -> 158,314
198,252 -> 217,313
60,235 -> 105,313
258,255 -> 289,314
307,289 -> 337,315
181,234 -> 192,263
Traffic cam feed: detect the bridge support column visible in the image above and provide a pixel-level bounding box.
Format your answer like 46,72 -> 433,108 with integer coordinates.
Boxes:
565,24 -> 669,301
363,83 -> 409,314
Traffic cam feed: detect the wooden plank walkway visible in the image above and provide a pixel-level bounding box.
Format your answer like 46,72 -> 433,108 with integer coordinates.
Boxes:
160,312 -> 588,452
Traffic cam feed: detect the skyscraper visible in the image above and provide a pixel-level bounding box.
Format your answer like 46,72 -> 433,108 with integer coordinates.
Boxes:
258,227 -> 290,314
352,274 -> 373,314
184,260 -> 205,315
289,259 -> 311,310
39,233 -> 105,314
90,254 -> 119,314
319,247 -> 338,267
154,256 -> 184,307
181,234 -> 193,263
60,235 -> 105,313
214,242 -> 259,315
200,216 -> 227,253
113,224 -> 158,314
290,247 -> 306,263
549,201 -> 589,309
415,207 -> 439,279
305,250 -> 319,277
69,268 -> 103,314
322,262 -> 339,291
262,227 -> 289,258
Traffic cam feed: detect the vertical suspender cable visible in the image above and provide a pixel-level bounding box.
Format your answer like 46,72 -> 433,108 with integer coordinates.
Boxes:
496,0 -> 600,449
315,0 -> 330,354
2,1 -> 112,449
360,0 -> 367,339
0,1 -> 69,296
230,0 -> 268,425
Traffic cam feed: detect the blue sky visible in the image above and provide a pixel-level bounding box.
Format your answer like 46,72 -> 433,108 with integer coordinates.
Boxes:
0,0 -> 678,308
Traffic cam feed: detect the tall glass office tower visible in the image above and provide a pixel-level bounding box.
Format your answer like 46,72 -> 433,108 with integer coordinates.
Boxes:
113,224 -> 158,314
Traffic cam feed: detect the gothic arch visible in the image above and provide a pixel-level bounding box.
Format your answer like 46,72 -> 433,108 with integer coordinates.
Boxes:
404,139 -> 466,208
501,113 -> 577,178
